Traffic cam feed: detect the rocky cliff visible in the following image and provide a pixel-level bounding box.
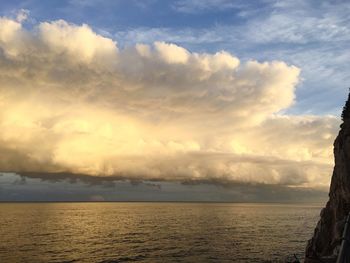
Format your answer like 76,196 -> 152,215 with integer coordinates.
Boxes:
305,93 -> 350,262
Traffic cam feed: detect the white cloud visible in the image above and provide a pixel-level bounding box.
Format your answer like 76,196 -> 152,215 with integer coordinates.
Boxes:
0,16 -> 339,189
38,20 -> 118,65
16,9 -> 29,23
121,1 -> 349,117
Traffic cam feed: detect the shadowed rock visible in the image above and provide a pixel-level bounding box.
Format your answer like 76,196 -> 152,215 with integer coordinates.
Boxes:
305,91 -> 350,262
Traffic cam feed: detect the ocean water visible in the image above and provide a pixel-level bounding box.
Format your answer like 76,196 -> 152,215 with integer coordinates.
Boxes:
0,202 -> 322,262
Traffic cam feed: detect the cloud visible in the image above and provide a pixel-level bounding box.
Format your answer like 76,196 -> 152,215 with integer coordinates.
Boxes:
172,0 -> 246,14
245,9 -> 350,45
0,173 -> 327,202
113,0 -> 350,117
15,9 -> 29,23
0,15 -> 339,189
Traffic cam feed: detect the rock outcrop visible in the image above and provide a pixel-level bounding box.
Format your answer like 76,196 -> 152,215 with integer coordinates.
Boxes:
305,92 -> 350,262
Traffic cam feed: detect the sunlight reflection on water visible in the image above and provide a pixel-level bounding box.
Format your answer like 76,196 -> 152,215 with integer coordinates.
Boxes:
0,202 -> 322,262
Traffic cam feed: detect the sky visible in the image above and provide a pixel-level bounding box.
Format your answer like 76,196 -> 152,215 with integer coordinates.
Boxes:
0,0 -> 349,202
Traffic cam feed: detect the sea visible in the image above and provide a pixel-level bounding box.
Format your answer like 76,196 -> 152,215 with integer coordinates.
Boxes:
0,202 -> 323,263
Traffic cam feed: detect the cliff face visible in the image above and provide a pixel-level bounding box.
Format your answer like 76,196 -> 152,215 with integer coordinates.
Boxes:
305,119 -> 350,262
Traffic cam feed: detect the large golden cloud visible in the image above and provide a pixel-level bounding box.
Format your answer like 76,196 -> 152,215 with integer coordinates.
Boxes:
0,16 -> 339,188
